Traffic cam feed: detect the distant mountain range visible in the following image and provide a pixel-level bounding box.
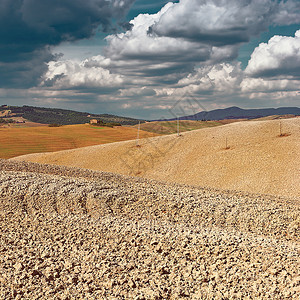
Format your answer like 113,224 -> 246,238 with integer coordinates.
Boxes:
161,106 -> 300,121
0,105 -> 144,125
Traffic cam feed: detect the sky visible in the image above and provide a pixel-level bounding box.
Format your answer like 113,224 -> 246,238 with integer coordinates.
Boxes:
0,0 -> 299,120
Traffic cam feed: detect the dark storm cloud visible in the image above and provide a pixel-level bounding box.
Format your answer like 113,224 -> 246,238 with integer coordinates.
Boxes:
0,48 -> 54,88
0,0 -> 135,88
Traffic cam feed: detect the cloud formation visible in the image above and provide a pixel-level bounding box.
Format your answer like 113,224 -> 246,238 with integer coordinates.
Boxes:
274,0 -> 300,25
150,0 -> 299,43
104,3 -> 211,81
0,0 -> 134,87
43,59 -> 124,89
150,0 -> 275,45
241,29 -> 300,98
2,0 -> 299,118
245,30 -> 300,78
103,0 -> 300,81
101,1 -> 249,84
43,28 -> 300,118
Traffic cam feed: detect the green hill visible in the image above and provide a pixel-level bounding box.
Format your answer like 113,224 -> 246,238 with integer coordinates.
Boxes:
2,105 -> 144,125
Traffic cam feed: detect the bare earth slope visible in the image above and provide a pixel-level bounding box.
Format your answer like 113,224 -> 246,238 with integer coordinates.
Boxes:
13,117 -> 300,198
0,160 -> 299,299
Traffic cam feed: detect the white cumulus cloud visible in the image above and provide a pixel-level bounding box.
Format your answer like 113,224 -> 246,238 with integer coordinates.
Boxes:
43,59 -> 124,89
245,30 -> 300,78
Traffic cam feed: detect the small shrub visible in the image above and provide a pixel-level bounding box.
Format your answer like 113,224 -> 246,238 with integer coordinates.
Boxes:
278,133 -> 291,137
278,121 -> 291,137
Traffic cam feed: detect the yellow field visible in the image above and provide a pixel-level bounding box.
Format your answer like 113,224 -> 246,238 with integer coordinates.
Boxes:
0,124 -> 158,159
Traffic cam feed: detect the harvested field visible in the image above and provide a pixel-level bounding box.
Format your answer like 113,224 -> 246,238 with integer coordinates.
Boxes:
0,124 -> 157,159
14,117 -> 300,198
0,159 -> 299,299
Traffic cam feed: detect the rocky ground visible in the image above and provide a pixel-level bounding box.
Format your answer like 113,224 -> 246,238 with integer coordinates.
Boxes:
0,159 -> 299,299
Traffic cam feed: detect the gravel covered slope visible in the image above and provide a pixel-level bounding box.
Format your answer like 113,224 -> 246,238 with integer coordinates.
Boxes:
0,159 -> 299,299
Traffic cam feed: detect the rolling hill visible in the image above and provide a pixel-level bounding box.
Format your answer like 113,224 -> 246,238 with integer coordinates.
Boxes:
12,117 -> 300,198
0,105 -> 144,125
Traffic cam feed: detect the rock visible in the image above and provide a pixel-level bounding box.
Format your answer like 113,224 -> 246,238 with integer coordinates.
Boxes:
31,269 -> 42,277
14,262 -> 24,273
128,279 -> 136,288
64,259 -> 74,270
159,266 -> 170,275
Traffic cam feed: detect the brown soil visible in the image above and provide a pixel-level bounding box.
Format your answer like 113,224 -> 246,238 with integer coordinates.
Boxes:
0,159 -> 299,299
